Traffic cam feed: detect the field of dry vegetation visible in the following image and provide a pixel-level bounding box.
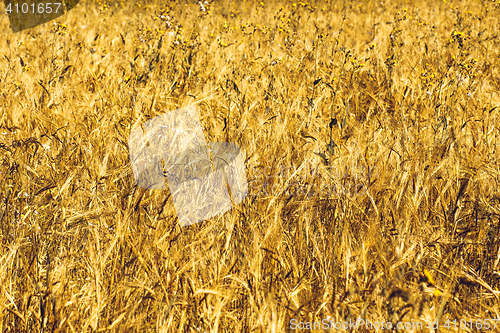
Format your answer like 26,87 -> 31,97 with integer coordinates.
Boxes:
1,0 -> 500,331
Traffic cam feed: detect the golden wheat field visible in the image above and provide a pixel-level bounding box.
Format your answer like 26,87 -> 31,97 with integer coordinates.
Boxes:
1,0 -> 500,331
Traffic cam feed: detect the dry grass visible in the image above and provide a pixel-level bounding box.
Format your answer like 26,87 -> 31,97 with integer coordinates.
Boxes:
1,0 -> 500,331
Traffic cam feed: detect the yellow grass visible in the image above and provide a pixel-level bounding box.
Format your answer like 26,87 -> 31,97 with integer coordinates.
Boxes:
1,0 -> 500,331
